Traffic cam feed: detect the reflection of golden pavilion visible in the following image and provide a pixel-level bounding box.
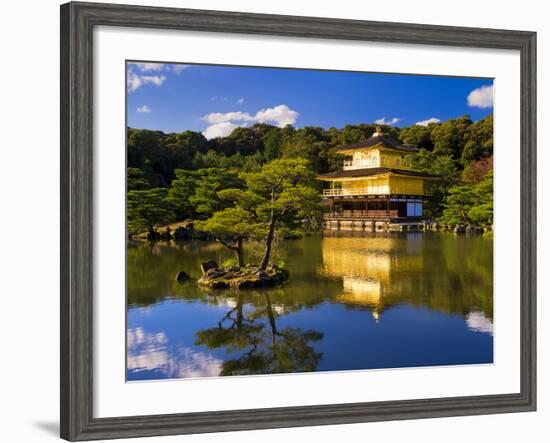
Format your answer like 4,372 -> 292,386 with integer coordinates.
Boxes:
320,236 -> 424,322
321,237 -> 395,278
341,277 -> 382,321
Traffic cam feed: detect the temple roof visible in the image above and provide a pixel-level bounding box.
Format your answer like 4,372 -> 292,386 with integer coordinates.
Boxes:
337,132 -> 418,153
317,167 -> 439,180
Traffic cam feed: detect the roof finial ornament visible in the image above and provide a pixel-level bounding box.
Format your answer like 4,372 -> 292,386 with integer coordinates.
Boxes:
374,126 -> 383,137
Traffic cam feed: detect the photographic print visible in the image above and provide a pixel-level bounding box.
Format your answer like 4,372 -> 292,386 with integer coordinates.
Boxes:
126,62 -> 494,381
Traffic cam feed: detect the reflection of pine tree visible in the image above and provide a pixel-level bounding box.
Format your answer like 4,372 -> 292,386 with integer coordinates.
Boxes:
194,292 -> 323,376
195,294 -> 263,353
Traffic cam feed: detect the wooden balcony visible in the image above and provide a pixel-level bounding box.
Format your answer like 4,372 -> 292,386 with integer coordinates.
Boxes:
325,210 -> 399,219
322,187 -> 431,197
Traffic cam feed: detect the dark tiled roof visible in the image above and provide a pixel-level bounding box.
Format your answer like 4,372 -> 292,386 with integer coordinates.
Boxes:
317,168 -> 439,179
337,134 -> 418,152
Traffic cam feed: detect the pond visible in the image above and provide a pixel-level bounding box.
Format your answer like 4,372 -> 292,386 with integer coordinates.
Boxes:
127,232 -> 493,381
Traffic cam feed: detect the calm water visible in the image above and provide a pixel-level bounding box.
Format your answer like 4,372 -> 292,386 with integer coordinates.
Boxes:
127,233 -> 493,381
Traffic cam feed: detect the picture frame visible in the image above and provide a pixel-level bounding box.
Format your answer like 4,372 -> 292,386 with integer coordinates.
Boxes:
60,1 -> 537,441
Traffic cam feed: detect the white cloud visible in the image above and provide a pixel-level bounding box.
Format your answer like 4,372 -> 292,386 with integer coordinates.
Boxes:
415,117 -> 441,126
201,104 -> 299,139
127,327 -> 222,378
127,69 -> 166,92
237,97 -> 245,104
202,111 -> 254,124
129,62 -> 166,72
254,105 -> 299,127
203,121 -> 242,139
217,298 -> 238,309
374,117 -> 400,125
136,105 -> 151,114
467,84 -> 493,108
466,312 -> 493,335
171,64 -> 190,74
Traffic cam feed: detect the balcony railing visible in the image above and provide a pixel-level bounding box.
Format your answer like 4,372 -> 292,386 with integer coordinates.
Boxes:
342,158 -> 412,170
323,187 -> 431,197
324,210 -> 399,219
324,187 -> 387,197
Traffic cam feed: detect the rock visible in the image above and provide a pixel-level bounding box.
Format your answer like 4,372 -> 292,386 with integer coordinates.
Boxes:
174,226 -> 192,239
453,225 -> 466,234
175,271 -> 190,283
210,280 -> 229,289
466,225 -> 483,235
146,230 -> 162,240
256,270 -> 269,279
237,279 -> 257,288
203,269 -> 226,280
201,261 -> 218,274
277,267 -> 290,281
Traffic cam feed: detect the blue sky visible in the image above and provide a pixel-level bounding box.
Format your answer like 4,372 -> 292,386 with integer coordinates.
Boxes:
127,62 -> 494,139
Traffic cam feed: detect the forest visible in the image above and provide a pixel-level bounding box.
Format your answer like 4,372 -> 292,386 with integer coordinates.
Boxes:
127,114 -> 494,238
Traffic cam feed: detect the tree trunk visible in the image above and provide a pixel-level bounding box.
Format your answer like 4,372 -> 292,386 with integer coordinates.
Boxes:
217,237 -> 245,267
264,293 -> 278,345
236,294 -> 244,329
236,238 -> 245,267
258,216 -> 276,271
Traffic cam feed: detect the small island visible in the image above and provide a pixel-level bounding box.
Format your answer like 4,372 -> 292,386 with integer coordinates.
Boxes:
197,261 -> 289,289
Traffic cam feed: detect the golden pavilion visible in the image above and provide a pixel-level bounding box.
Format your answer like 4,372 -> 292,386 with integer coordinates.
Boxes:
318,128 -> 437,231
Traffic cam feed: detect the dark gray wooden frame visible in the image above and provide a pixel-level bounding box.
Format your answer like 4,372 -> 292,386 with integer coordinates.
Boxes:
60,1 -> 537,441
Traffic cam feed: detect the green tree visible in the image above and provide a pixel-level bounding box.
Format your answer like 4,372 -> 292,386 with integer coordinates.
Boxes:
127,129 -> 169,187
174,130 -> 208,155
241,159 -> 321,270
127,167 -> 150,190
440,185 -> 477,226
201,158 -> 320,271
281,126 -> 332,172
128,128 -> 208,186
127,188 -> 175,236
168,168 -> 244,220
399,124 -> 435,150
467,171 -> 493,226
460,115 -> 493,165
330,124 -> 371,145
190,168 -> 244,218
263,127 -> 283,161
167,169 -> 200,220
441,171 -> 493,227
195,208 -> 259,267
431,115 -> 472,159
